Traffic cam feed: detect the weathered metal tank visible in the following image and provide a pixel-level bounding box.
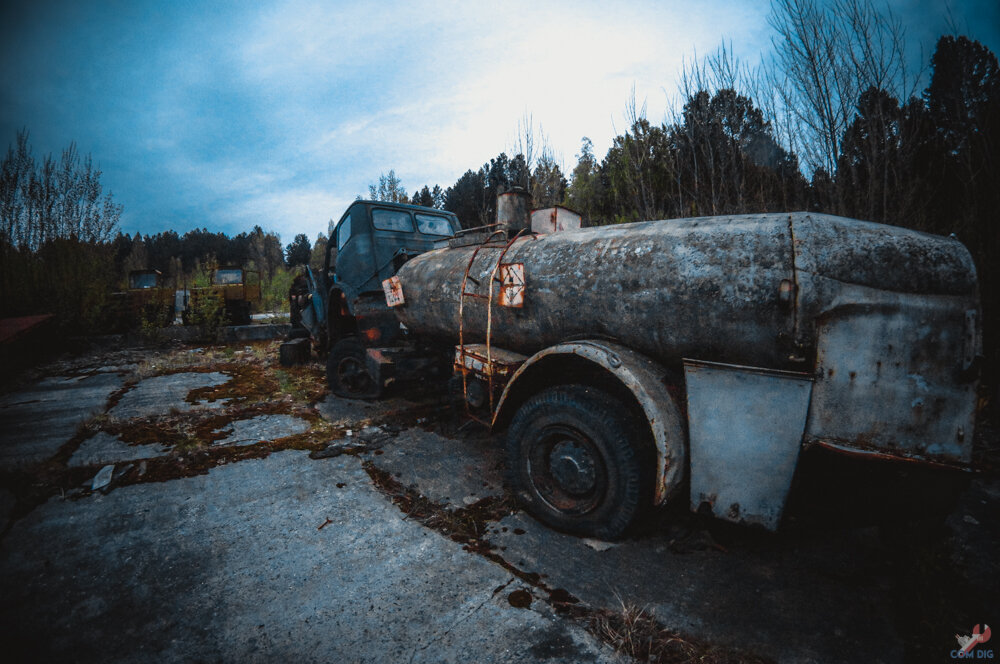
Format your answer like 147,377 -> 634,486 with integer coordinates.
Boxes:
395,211 -> 981,466
395,212 -> 976,367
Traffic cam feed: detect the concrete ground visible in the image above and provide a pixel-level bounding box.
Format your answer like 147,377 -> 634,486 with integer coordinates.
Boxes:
0,342 -> 997,663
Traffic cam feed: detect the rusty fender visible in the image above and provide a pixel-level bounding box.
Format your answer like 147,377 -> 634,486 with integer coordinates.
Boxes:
492,340 -> 686,505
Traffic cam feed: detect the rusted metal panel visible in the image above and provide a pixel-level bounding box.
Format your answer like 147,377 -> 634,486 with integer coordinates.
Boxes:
455,343 -> 527,378
0,314 -> 55,345
530,206 -> 582,234
803,295 -> 978,465
382,276 -> 405,307
493,340 -> 687,506
684,359 -> 814,530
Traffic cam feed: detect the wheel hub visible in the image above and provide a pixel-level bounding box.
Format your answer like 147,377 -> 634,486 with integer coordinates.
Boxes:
548,439 -> 597,495
337,357 -> 368,391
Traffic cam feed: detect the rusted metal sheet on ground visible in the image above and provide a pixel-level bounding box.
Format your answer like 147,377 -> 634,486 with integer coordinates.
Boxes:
684,359 -> 814,530
0,314 -> 55,345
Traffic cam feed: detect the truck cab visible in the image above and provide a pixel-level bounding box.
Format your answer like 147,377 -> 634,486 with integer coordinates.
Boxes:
327,201 -> 459,301
128,269 -> 162,290
109,269 -> 175,330
317,201 -> 460,395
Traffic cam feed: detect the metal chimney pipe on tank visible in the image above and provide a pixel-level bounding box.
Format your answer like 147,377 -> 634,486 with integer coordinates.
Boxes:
496,189 -> 532,234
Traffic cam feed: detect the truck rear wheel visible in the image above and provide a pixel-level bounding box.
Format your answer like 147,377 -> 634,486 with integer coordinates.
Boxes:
506,385 -> 649,540
327,337 -> 381,399
227,301 -> 252,326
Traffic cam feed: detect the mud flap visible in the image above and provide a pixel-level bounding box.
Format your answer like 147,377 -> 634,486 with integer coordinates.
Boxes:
684,359 -> 813,530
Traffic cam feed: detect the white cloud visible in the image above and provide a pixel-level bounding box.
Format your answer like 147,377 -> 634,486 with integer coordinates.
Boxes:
174,0 -> 773,240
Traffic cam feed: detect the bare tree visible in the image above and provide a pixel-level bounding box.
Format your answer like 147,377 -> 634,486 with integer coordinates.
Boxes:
0,130 -> 122,249
765,0 -> 915,177
512,112 -> 537,186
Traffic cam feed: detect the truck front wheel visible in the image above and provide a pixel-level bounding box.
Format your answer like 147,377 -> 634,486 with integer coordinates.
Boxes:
327,337 -> 381,399
506,385 -> 649,540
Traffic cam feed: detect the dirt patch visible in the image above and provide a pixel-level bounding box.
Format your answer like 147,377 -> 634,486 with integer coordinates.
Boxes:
95,344 -> 331,454
507,588 -> 532,609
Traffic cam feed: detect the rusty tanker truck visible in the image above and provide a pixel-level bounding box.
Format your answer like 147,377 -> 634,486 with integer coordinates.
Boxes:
301,196 -> 981,539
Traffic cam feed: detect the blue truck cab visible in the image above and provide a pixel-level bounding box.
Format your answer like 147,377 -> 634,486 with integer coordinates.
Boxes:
302,201 -> 460,396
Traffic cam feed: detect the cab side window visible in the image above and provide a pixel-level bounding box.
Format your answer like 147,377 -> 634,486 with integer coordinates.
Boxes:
337,215 -> 352,250
372,208 -> 414,232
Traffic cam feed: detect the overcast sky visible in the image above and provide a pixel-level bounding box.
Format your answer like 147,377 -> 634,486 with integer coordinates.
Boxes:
2,0 -> 998,244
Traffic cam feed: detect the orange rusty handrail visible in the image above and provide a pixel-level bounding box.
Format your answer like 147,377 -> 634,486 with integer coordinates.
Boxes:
458,230 -> 507,425
456,228 -> 530,423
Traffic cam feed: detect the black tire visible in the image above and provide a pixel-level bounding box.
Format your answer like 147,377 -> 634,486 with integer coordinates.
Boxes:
506,385 -> 651,540
326,337 -> 381,399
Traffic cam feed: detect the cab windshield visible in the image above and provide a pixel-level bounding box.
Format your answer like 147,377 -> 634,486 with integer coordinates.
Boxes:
213,269 -> 244,285
415,213 -> 454,237
129,272 -> 158,289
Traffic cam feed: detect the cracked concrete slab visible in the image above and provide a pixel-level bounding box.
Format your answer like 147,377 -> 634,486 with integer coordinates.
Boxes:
211,414 -> 311,447
489,512 -> 899,663
316,393 -> 432,428
0,451 -> 613,663
67,432 -> 170,468
0,373 -> 123,470
371,429 -> 505,508
110,372 -> 230,418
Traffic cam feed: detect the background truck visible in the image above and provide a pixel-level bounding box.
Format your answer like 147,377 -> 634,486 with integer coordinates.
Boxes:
287,200 -> 461,395
108,269 -> 176,330
183,266 -> 261,326
297,195 -> 982,539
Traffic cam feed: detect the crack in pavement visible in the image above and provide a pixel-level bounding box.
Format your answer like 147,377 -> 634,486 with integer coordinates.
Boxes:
406,577 -> 517,664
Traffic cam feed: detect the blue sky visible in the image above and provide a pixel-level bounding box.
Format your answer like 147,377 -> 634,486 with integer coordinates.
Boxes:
2,0 -> 998,244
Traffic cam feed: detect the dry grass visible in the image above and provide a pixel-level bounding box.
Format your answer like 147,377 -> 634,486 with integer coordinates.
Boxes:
590,595 -> 771,663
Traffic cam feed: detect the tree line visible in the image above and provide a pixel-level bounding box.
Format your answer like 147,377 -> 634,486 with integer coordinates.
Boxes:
0,136 -> 321,330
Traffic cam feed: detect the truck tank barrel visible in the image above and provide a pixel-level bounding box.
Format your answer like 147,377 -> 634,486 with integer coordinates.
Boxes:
393,212 -> 978,372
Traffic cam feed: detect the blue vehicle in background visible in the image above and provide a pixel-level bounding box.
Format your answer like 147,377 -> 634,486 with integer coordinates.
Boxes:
286,200 -> 461,398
